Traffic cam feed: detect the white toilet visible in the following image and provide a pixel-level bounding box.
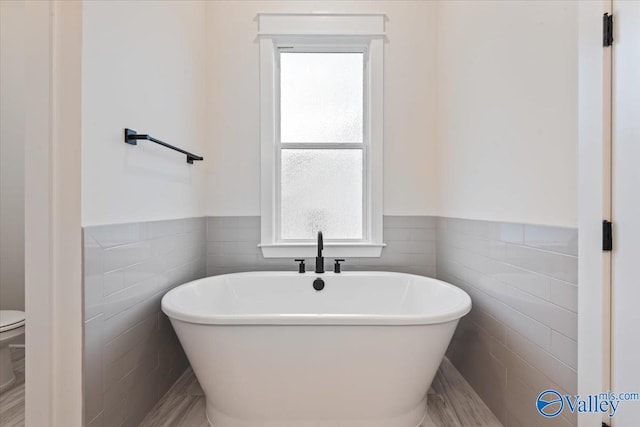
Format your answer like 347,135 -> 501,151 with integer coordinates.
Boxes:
0,310 -> 25,393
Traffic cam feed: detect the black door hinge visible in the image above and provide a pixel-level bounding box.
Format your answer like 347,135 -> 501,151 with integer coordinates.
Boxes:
604,13 -> 614,46
603,220 -> 613,251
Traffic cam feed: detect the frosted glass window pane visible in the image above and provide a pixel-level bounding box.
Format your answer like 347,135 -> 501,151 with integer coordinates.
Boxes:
280,53 -> 363,143
280,150 -> 363,240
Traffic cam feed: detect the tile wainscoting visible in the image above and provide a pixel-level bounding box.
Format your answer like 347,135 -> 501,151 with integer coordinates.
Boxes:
81,215 -> 577,427
83,218 -> 207,427
206,216 -> 437,276
437,217 -> 578,427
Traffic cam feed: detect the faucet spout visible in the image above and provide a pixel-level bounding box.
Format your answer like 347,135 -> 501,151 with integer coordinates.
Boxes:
315,231 -> 324,273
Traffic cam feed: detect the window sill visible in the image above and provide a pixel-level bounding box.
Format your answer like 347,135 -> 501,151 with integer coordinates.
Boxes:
259,242 -> 386,258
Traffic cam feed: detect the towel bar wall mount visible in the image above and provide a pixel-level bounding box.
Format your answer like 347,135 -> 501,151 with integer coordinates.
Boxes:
124,128 -> 204,164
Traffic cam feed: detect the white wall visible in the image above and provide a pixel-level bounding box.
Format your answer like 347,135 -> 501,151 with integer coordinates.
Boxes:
82,0 -> 208,226
436,0 -> 578,227
80,0 -> 579,227
0,0 -> 25,310
205,1 -> 439,217
205,0 -> 578,226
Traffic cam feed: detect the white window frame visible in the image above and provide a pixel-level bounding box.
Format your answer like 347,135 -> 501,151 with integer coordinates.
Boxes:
258,13 -> 386,258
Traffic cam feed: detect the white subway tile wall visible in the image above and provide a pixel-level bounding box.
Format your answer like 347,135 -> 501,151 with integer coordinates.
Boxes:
83,218 -> 206,427
437,217 -> 578,427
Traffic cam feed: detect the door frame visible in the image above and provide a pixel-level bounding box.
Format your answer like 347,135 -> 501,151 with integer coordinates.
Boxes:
577,1 -> 613,426
24,1 -> 83,425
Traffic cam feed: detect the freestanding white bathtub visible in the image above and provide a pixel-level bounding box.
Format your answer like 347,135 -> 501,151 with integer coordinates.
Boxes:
162,271 -> 471,427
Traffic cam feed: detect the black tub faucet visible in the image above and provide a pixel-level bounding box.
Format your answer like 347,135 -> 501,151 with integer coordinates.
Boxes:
315,231 -> 324,273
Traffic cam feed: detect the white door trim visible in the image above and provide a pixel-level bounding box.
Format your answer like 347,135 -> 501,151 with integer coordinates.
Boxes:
577,1 -> 612,426
610,0 -> 640,425
24,1 -> 83,425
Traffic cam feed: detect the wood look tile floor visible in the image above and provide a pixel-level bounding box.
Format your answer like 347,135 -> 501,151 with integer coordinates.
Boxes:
0,349 -> 501,427
140,358 -> 502,427
0,348 -> 25,427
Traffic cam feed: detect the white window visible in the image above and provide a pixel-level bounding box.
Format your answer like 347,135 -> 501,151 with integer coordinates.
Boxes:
258,13 -> 385,258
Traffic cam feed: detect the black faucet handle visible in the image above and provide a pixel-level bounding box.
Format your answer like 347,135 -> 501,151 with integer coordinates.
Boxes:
333,259 -> 345,273
294,259 -> 306,273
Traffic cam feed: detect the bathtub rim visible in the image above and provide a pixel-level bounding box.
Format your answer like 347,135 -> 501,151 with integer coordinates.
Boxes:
162,271 -> 471,326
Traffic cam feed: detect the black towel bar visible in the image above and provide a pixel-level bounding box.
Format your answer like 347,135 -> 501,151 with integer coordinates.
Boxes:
124,128 -> 204,164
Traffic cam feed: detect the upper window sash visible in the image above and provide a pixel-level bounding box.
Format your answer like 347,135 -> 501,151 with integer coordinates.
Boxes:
276,46 -> 368,147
